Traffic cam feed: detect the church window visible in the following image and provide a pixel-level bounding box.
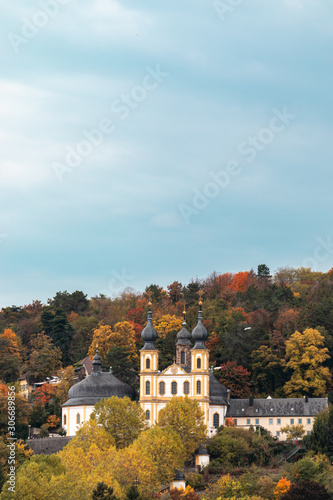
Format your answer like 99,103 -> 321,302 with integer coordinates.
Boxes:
196,380 -> 201,394
159,381 -> 165,395
181,351 -> 185,364
183,381 -> 190,395
76,413 -> 80,424
146,358 -> 150,369
197,357 -> 201,369
171,381 -> 177,395
146,381 -> 150,395
63,415 -> 66,425
213,413 -> 219,428
145,410 -> 150,420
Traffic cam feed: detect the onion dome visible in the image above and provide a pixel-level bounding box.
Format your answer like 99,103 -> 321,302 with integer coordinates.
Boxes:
192,291 -> 208,349
177,308 -> 192,345
141,302 -> 158,350
62,349 -> 135,407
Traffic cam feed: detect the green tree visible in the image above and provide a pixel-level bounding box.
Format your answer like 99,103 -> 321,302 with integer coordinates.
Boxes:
157,396 -> 206,458
283,328 -> 331,397
92,482 -> 118,500
251,346 -> 286,396
304,406 -> 330,456
280,424 -> 305,441
91,397 -> 146,449
49,290 -> 89,315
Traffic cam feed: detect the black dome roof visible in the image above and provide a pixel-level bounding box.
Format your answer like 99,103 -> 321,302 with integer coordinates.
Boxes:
192,308 -> 208,349
176,322 -> 192,345
62,351 -> 135,407
141,308 -> 158,350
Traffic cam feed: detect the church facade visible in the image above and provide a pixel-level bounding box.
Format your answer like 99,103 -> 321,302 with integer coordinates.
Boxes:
139,299 -> 229,435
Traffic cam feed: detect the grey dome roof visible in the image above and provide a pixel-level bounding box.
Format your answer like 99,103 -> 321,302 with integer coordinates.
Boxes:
62,351 -> 135,407
141,308 -> 158,350
176,322 -> 192,345
209,373 -> 229,405
174,469 -> 185,480
192,307 -> 208,349
195,443 -> 209,455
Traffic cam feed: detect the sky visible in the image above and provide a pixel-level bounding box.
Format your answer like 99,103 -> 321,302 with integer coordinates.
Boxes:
0,0 -> 333,307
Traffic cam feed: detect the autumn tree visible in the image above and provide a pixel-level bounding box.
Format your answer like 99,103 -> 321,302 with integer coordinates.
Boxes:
91,396 -> 146,449
88,322 -> 138,369
54,365 -> 76,406
274,477 -> 291,499
28,332 -> 62,380
283,328 -> 331,397
133,426 -> 186,484
217,361 -> 251,398
157,396 -> 206,458
251,346 -> 286,396
167,281 -> 183,303
0,329 -> 22,383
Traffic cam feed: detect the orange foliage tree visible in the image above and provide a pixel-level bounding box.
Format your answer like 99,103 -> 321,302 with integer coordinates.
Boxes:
274,477 -> 291,498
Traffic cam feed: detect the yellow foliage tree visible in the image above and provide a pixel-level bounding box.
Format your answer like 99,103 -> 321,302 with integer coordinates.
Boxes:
157,396 -> 207,458
283,328 -> 331,397
153,314 -> 183,337
133,426 -> 186,484
91,396 -> 146,449
0,329 -> 22,360
88,322 -> 138,365
274,477 -> 291,498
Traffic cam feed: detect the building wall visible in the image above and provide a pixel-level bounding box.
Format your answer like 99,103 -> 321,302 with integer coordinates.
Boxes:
62,405 -> 94,436
233,415 -> 315,439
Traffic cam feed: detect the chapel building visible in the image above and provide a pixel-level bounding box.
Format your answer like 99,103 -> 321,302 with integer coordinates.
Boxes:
139,298 -> 229,435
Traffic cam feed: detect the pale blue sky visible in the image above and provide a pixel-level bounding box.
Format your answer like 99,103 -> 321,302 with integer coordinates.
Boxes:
0,0 -> 333,306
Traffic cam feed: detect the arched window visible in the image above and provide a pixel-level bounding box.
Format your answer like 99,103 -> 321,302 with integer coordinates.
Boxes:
213,413 -> 220,429
183,381 -> 190,395
196,380 -> 201,394
63,415 -> 66,426
181,351 -> 185,364
159,381 -> 165,395
146,358 -> 150,369
76,413 -> 80,424
197,357 -> 201,369
171,381 -> 177,395
145,410 -> 150,420
146,381 -> 150,395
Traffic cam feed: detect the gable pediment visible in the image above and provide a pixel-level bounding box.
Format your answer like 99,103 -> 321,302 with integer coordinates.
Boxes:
159,364 -> 189,376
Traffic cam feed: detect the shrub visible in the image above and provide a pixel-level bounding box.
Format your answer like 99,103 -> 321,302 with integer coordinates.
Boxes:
280,480 -> 332,500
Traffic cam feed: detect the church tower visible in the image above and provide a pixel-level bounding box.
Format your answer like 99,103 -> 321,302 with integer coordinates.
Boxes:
139,293 -> 159,424
191,291 -> 210,427
176,307 -> 192,367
